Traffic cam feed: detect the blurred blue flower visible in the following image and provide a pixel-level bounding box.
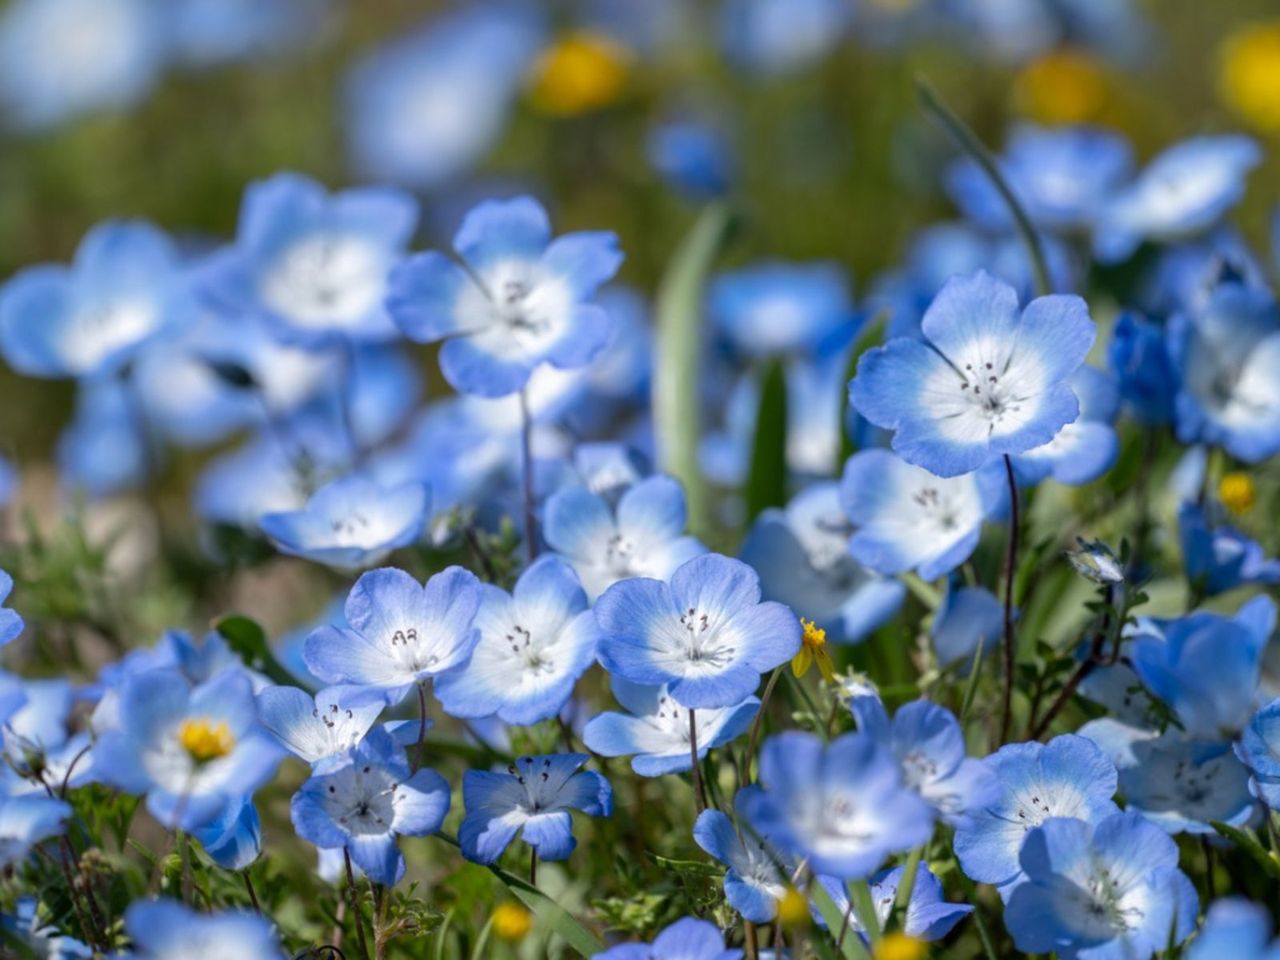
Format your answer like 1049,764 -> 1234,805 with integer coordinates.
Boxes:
1167,281 -> 1280,462
0,794 -> 70,868
1237,698 -> 1280,808
1119,736 -> 1254,835
740,483 -> 905,645
1004,812 -> 1197,959
1009,365 -> 1120,486
435,556 -> 601,726
56,378 -> 149,499
459,753 -> 611,865
931,582 -> 1003,667
946,124 -> 1132,234
596,554 -> 800,709
1108,311 -> 1178,425
583,677 -> 758,777
1188,899 -> 1280,960
953,734 -> 1119,896
2,896 -> 92,958
839,449 -> 1006,581
167,0 -> 331,68
291,726 -> 450,885
709,261 -> 854,359
813,863 -> 972,942
260,474 -> 429,570
0,0 -> 166,131
344,3 -> 544,190
124,898 -> 281,959
387,196 -> 623,397
191,796 -> 261,871
649,118 -> 734,199
693,797 -> 790,923
1096,135 -> 1261,263
201,172 -> 418,346
593,916 -> 741,960
256,684 -> 384,768
0,221 -> 192,379
544,475 -> 706,600
719,0 -> 850,75
304,566 -> 481,708
850,271 -> 1096,477
1180,501 -> 1280,596
0,571 -> 22,647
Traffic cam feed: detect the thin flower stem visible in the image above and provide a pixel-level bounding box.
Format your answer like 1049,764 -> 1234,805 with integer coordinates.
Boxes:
344,848 -> 372,960
414,682 -> 429,773
519,387 -> 538,564
243,869 -> 263,914
529,847 -> 538,887
743,667 -> 782,784
744,920 -> 759,960
999,455 -> 1020,744
1029,586 -> 1114,740
834,900 -> 854,950
688,708 -> 708,814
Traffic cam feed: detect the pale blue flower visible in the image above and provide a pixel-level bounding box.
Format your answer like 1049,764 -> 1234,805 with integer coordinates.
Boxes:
708,261 -> 854,359
694,797 -> 790,923
594,916 -> 741,960
1119,736 -> 1254,835
256,685 -> 384,768
124,898 -> 282,959
813,864 -> 972,942
1189,898 -> 1280,960
1009,365 -> 1120,486
1179,501 -> 1280,596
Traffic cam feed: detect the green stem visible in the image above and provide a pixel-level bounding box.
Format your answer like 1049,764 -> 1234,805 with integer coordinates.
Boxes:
889,847 -> 923,932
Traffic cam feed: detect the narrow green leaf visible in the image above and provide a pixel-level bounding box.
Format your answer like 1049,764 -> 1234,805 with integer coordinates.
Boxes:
888,847 -> 923,933
849,880 -> 881,944
745,358 -> 789,522
810,881 -> 870,960
653,202 -> 734,540
1210,821 -> 1280,879
959,636 -> 986,725
956,872 -> 1000,960
214,614 -> 307,690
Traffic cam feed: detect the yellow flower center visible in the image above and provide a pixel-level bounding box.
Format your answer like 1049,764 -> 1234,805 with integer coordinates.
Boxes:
528,32 -> 631,117
1219,22 -> 1280,132
1014,50 -> 1108,125
874,932 -> 927,960
178,718 -> 235,763
801,618 -> 827,652
1219,471 -> 1256,515
776,886 -> 810,926
492,901 -> 534,942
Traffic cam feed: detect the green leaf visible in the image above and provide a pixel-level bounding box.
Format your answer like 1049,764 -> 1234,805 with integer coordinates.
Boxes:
888,847 -> 923,933
653,202 -> 734,541
745,358 -> 788,522
959,635 -> 986,725
1210,821 -> 1280,879
849,880 -> 881,944
214,614 -> 307,690
810,880 -> 870,960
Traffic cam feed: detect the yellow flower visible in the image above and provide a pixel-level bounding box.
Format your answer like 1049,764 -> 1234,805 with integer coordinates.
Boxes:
1219,471 -> 1257,515
492,901 -> 534,942
1014,50 -> 1107,125
873,931 -> 927,960
177,718 -> 235,763
528,32 -> 631,117
1220,22 -> 1280,133
792,618 -> 835,682
776,886 -> 809,926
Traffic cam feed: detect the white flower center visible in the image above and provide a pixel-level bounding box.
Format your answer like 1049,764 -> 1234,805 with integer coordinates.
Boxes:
262,233 -> 385,328
323,762 -> 398,836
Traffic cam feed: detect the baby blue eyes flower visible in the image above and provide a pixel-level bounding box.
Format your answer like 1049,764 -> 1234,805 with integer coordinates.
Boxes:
850,270 -> 1096,478
304,566 -> 482,707
583,677 -> 759,777
740,731 -> 933,879
0,220 -> 191,379
1235,698 -> 1280,808
256,685 -> 385,767
259,474 -> 429,571
693,801 -> 790,923
1009,365 -> 1120,487
839,449 -> 1005,582
931,582 -> 1003,667
1004,812 -> 1198,960
124,898 -> 282,959
1179,502 -> 1280,596
1189,898 -> 1280,960
459,753 -> 611,865
595,553 -> 801,709
648,118 -> 734,200
1118,737 -> 1254,835
386,195 -> 623,398
434,556 -> 600,725
814,864 -> 973,943
0,794 -> 71,868
201,173 -> 417,346
0,570 -> 22,646
544,475 -> 707,600
1167,281 -> 1280,462
953,734 -> 1119,896
593,915 -> 742,960
1096,135 -> 1261,264
191,797 -> 262,871
1108,311 -> 1178,425
290,727 -> 450,886
719,0 -> 850,76
708,261 -> 854,359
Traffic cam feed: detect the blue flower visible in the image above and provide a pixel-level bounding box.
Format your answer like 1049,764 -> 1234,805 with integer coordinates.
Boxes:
946,124 -> 1132,234
291,727 -> 450,885
544,475 -> 706,600
167,0 -> 329,68
740,483 -> 905,645
1096,135 -> 1261,263
435,556 -> 601,725
56,378 -> 149,498
648,118 -> 734,199
693,799 -> 790,923
1235,698 -> 1280,808
256,685 -> 385,767
200,172 -> 418,346
386,196 -> 623,397
1189,898 -> 1280,960
1004,812 -> 1198,959
2,896 -> 92,958
0,794 -> 71,868
1167,282 -> 1280,462
1179,502 -> 1280,596
304,566 -> 481,707
931,582 -> 1003,667
953,735 -> 1119,896
0,571 -> 22,646
343,4 -> 544,190
814,864 -> 972,942
719,0 -> 850,75
1009,365 -> 1120,486
708,261 -> 854,359
1107,311 -> 1178,425
850,271 -> 1096,478
740,731 -> 932,879
123,899 -> 282,959
593,916 -> 742,960
260,474 -> 429,570
852,696 -> 999,826
0,220 -> 192,379
93,668 -> 282,830
459,753 -> 611,865
840,449 -> 1006,581
1130,596 -> 1275,738
583,677 -> 758,776
596,554 -> 800,709
1119,736 -> 1254,835
191,797 -> 262,871
0,0 -> 165,131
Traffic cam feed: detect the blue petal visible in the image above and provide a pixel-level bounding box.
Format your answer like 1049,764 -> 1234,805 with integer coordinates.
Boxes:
453,196 -> 550,269
385,252 -> 469,343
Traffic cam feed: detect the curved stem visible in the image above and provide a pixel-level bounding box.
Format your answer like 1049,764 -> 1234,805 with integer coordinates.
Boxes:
243,869 -> 263,914
743,667 -> 782,784
344,848 -> 372,960
999,455 -> 1020,744
414,682 -> 429,773
688,708 -> 708,814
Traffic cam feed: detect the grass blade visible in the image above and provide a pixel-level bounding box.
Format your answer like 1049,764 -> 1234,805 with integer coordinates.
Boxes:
745,358 -> 788,522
